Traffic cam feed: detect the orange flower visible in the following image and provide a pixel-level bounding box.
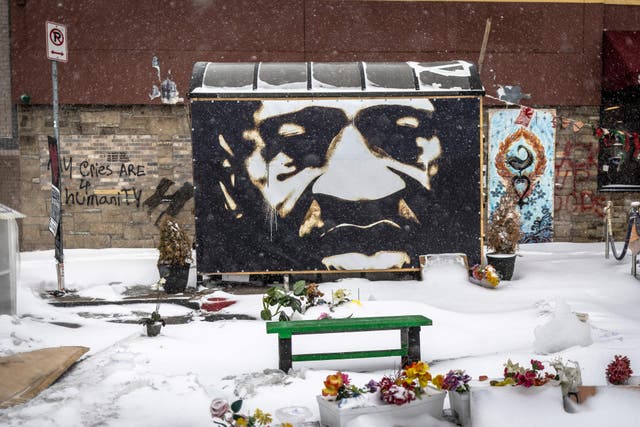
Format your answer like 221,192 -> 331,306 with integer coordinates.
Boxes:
322,372 -> 344,396
432,374 -> 444,389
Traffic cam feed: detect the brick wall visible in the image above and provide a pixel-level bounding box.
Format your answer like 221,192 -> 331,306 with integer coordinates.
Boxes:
0,0 -> 10,140
18,105 -> 194,250
15,103 -> 640,251
552,106 -> 630,242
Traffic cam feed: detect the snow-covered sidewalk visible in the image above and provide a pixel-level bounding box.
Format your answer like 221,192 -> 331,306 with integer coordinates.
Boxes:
1,242 -> 640,426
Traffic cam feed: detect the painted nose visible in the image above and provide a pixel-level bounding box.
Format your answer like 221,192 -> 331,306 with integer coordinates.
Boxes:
312,124 -> 406,201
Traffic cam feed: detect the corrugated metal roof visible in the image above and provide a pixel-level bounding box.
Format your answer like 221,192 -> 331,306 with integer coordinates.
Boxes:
0,204 -> 25,220
189,60 -> 484,98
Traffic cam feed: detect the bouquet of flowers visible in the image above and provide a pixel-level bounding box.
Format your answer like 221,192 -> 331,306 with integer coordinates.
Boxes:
321,361 -> 433,407
210,398 -> 273,427
490,359 -> 555,388
432,369 -> 472,393
606,355 -> 633,385
470,264 -> 500,288
322,372 -> 367,401
549,358 -> 582,395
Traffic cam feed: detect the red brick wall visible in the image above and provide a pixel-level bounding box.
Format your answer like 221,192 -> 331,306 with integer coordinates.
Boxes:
10,1 -> 640,106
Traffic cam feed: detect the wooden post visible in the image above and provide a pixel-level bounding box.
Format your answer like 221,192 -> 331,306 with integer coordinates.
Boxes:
278,337 -> 292,373
478,18 -> 492,74
407,326 -> 421,365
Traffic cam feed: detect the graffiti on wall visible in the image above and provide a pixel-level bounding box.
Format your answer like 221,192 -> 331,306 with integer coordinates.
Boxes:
142,177 -> 194,225
555,138 -> 606,218
46,153 -> 194,222
47,156 -> 145,207
488,108 -> 556,243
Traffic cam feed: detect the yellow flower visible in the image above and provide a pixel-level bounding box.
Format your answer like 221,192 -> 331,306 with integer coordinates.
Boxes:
235,417 -> 248,427
351,299 -> 362,306
322,372 -> 344,396
405,361 -> 432,387
253,408 -> 272,425
432,374 -> 444,389
282,424 -> 293,427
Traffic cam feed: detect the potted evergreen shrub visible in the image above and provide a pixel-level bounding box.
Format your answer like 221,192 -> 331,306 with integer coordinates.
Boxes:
485,193 -> 522,280
157,215 -> 193,294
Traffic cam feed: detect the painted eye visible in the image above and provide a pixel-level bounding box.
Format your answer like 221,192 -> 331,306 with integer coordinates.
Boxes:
278,123 -> 306,137
396,116 -> 419,128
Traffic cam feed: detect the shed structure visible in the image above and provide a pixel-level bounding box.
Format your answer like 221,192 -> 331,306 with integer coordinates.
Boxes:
189,61 -> 485,276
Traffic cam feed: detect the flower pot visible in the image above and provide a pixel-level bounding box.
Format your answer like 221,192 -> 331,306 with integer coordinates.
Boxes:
449,391 -> 471,426
316,388 -> 445,427
158,263 -> 190,294
485,253 -> 517,280
146,322 -> 162,337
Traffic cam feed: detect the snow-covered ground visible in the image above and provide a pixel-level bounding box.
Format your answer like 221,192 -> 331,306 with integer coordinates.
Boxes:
1,242 -> 640,426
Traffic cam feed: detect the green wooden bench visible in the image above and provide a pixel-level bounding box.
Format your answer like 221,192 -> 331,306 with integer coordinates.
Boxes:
265,315 -> 432,372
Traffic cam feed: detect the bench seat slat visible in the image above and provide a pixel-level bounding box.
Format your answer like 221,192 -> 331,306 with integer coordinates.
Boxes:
292,348 -> 406,362
266,315 -> 431,338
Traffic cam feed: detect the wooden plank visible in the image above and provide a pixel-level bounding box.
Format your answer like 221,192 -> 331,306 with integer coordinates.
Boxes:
292,348 -> 406,362
0,346 -> 89,408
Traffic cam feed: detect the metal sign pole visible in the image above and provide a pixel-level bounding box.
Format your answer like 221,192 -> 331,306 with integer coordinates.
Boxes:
52,60 -> 65,292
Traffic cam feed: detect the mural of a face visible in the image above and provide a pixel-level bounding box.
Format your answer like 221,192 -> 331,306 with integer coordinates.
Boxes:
225,99 -> 441,270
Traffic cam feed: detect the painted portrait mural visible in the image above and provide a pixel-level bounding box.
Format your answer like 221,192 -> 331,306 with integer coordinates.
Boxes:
488,108 -> 556,243
190,61 -> 483,274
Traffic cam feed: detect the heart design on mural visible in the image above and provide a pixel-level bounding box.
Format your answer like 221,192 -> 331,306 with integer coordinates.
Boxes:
512,175 -> 530,207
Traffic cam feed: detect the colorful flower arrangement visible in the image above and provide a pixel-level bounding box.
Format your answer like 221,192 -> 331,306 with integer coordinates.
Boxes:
490,359 -> 555,387
321,372 -> 367,401
210,398 -> 273,427
470,264 -> 500,287
321,361 -> 433,406
606,355 -> 633,385
433,369 -> 472,393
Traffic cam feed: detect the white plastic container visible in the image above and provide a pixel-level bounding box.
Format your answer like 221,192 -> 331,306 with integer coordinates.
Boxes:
316,388 -> 446,427
448,391 -> 471,426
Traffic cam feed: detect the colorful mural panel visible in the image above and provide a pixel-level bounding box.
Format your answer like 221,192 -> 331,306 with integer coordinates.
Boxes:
488,108 -> 556,243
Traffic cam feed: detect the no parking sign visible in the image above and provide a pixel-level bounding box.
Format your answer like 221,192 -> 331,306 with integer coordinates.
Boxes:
46,21 -> 68,62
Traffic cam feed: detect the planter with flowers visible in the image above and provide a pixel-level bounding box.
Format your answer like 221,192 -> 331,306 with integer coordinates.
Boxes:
485,193 -> 522,280
490,359 -> 557,388
433,370 -> 472,426
317,362 -> 445,427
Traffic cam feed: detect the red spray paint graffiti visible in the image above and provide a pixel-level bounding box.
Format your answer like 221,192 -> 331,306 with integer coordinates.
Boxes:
554,138 -> 606,218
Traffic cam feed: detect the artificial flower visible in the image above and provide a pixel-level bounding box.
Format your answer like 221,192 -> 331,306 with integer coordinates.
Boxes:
432,374 -> 444,389
252,409 -> 272,425
441,370 -> 471,393
404,361 -> 432,387
209,398 -> 230,418
606,355 -> 633,385
496,358 -> 551,387
322,372 -> 344,396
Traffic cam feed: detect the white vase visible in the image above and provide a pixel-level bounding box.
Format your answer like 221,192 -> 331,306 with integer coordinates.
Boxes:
316,387 -> 446,427
449,391 -> 471,426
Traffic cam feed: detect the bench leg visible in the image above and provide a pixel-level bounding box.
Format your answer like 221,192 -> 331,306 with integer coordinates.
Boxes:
401,326 -> 422,367
278,337 -> 293,373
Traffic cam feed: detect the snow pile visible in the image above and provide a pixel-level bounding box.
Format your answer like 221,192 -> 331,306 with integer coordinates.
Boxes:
533,299 -> 593,354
